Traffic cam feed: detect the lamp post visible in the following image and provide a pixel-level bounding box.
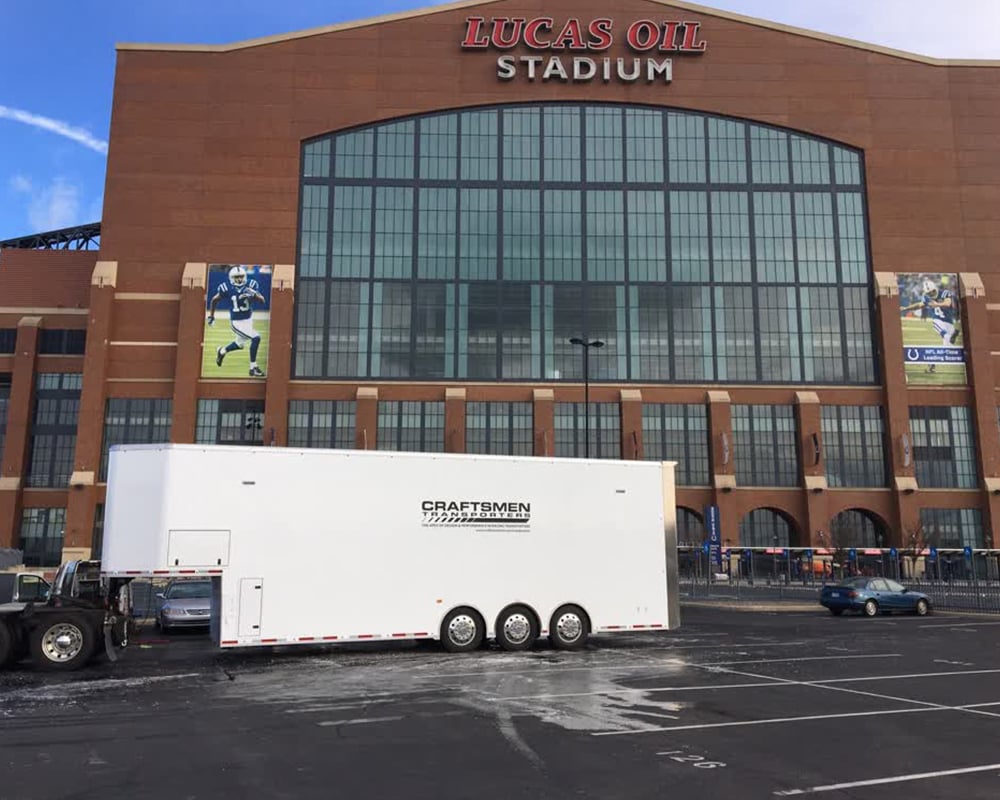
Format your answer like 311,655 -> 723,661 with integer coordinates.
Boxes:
568,337 -> 605,458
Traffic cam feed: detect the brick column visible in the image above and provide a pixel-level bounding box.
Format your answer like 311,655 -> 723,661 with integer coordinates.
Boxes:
355,387 -> 378,450
0,317 -> 41,550
171,263 -> 207,443
533,389 -> 554,457
707,390 -> 738,544
795,391 -> 828,547
263,264 -> 295,447
445,388 -> 466,453
620,389 -> 642,460
959,273 -> 1000,547
64,262 -> 117,561
873,272 -> 913,545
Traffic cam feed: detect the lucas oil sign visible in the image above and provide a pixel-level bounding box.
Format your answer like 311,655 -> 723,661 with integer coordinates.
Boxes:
461,17 -> 707,84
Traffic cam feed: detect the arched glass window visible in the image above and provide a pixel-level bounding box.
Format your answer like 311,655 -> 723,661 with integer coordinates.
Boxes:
740,508 -> 794,548
295,104 -> 875,384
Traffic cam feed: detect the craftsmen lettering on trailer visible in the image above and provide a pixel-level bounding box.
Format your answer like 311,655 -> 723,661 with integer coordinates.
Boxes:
421,500 -> 532,529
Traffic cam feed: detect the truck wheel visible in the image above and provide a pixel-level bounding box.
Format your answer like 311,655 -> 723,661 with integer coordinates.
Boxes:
440,607 -> 485,653
549,605 -> 589,651
0,622 -> 13,668
495,605 -> 539,652
30,616 -> 96,671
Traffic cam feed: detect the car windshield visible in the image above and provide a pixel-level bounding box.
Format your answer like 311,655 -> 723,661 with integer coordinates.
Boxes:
836,577 -> 870,589
166,582 -> 212,599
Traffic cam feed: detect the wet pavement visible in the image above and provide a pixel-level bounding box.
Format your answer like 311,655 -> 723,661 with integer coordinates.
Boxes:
2,606 -> 1000,799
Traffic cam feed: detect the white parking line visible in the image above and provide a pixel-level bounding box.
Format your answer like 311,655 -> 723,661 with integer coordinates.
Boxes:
706,653 -> 901,666
593,706 -> 936,735
920,621 -> 1000,629
316,716 -> 404,727
774,762 -> 1000,795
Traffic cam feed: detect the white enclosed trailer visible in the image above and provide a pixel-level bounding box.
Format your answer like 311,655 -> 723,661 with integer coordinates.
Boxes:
102,444 -> 680,653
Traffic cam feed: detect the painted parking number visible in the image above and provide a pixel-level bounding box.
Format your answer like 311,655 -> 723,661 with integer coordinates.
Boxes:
657,750 -> 726,769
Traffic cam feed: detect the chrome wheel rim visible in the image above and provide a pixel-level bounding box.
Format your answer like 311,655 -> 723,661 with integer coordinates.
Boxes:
865,601 -> 877,616
41,623 -> 84,662
555,613 -> 583,643
503,614 -> 531,645
448,614 -> 477,646
917,600 -> 928,615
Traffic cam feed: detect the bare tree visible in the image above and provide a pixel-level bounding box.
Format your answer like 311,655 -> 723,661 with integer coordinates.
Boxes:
902,520 -> 939,581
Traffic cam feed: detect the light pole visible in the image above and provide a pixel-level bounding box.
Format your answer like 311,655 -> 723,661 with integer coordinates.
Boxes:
568,337 -> 605,458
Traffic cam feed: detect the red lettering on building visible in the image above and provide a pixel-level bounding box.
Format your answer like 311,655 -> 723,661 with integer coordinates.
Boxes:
461,17 -> 490,49
523,17 -> 554,49
552,18 -> 587,50
587,18 -> 614,51
625,20 -> 659,52
679,21 -> 708,52
490,17 -> 526,49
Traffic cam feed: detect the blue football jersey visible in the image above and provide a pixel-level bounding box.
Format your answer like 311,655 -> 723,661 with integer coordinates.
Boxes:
218,279 -> 259,321
925,288 -> 957,324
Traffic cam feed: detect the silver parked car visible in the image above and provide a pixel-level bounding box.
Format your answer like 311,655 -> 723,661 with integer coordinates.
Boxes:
156,579 -> 213,632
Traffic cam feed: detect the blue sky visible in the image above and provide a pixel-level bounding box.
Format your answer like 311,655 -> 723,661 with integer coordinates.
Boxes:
2,0 -> 999,241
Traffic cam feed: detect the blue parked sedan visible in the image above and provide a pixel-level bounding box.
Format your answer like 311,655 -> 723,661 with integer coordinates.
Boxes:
820,577 -> 932,617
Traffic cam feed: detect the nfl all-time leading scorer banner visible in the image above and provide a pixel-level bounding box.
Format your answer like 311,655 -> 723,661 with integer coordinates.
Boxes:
201,264 -> 273,379
897,272 -> 967,386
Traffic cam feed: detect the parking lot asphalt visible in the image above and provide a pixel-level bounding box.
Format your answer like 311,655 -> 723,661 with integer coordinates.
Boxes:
2,606 -> 1000,800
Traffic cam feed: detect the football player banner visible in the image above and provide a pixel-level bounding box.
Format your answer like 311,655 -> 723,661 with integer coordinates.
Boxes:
201,264 -> 273,379
897,272 -> 967,386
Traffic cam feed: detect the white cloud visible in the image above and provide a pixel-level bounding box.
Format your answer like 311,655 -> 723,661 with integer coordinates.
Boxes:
10,177 -> 82,231
0,105 -> 108,155
9,174 -> 32,193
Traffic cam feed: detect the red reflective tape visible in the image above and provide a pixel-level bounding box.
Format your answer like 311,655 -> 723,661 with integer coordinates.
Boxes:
221,640 -> 238,645
412,632 -> 429,637
322,636 -> 339,641
632,625 -> 647,629
357,634 -> 375,639
298,637 -> 316,642
179,570 -> 196,574
391,633 -> 407,638
606,625 -> 623,630
650,624 -> 664,628
208,569 -> 222,574
261,638 -> 278,643
125,571 -> 142,575
153,570 -> 170,575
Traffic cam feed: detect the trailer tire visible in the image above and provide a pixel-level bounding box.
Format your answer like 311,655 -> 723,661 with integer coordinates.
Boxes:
548,605 -> 590,651
495,605 -> 539,652
0,621 -> 13,669
30,615 -> 97,671
440,607 -> 485,653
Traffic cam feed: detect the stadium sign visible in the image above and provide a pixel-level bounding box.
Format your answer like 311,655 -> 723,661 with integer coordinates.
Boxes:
460,17 -> 707,84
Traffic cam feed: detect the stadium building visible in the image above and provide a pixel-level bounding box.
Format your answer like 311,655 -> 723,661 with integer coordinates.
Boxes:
2,0 -> 1000,567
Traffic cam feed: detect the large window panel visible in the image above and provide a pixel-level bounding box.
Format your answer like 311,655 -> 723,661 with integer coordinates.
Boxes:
822,406 -> 887,488
503,190 -> 541,281
458,283 -> 499,379
328,281 -> 369,378
919,508 -> 984,549
100,398 -> 172,481
296,106 -> 875,385
627,190 -> 666,282
20,507 -> 66,567
26,373 -> 81,488
625,109 -> 664,183
555,402 -> 620,459
642,404 -> 709,485
459,189 -> 498,280
373,187 -> 413,280
195,399 -> 264,446
467,401 -> 533,456
733,404 -> 799,487
0,373 -> 10,465
288,400 -> 356,449
910,406 -> 977,489
331,185 -> 372,279
377,401 -> 444,453
417,188 -> 457,280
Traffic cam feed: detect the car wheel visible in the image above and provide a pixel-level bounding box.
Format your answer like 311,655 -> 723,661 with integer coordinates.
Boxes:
915,599 -> 930,616
495,605 -> 539,652
829,608 -> 844,616
863,599 -> 879,617
30,615 -> 96,671
549,605 -> 590,651
440,607 -> 485,653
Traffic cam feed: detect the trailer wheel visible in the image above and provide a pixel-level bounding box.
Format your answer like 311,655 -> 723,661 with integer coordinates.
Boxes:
440,607 -> 485,653
30,615 -> 96,671
495,605 -> 539,652
548,605 -> 590,651
0,621 -> 13,669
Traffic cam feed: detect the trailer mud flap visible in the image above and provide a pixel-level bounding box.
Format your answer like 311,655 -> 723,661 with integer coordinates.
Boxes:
238,579 -> 263,637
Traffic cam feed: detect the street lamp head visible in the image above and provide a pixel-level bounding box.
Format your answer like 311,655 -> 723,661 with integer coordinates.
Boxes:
591,339 -> 605,349
568,337 -> 606,348
569,337 -> 586,346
